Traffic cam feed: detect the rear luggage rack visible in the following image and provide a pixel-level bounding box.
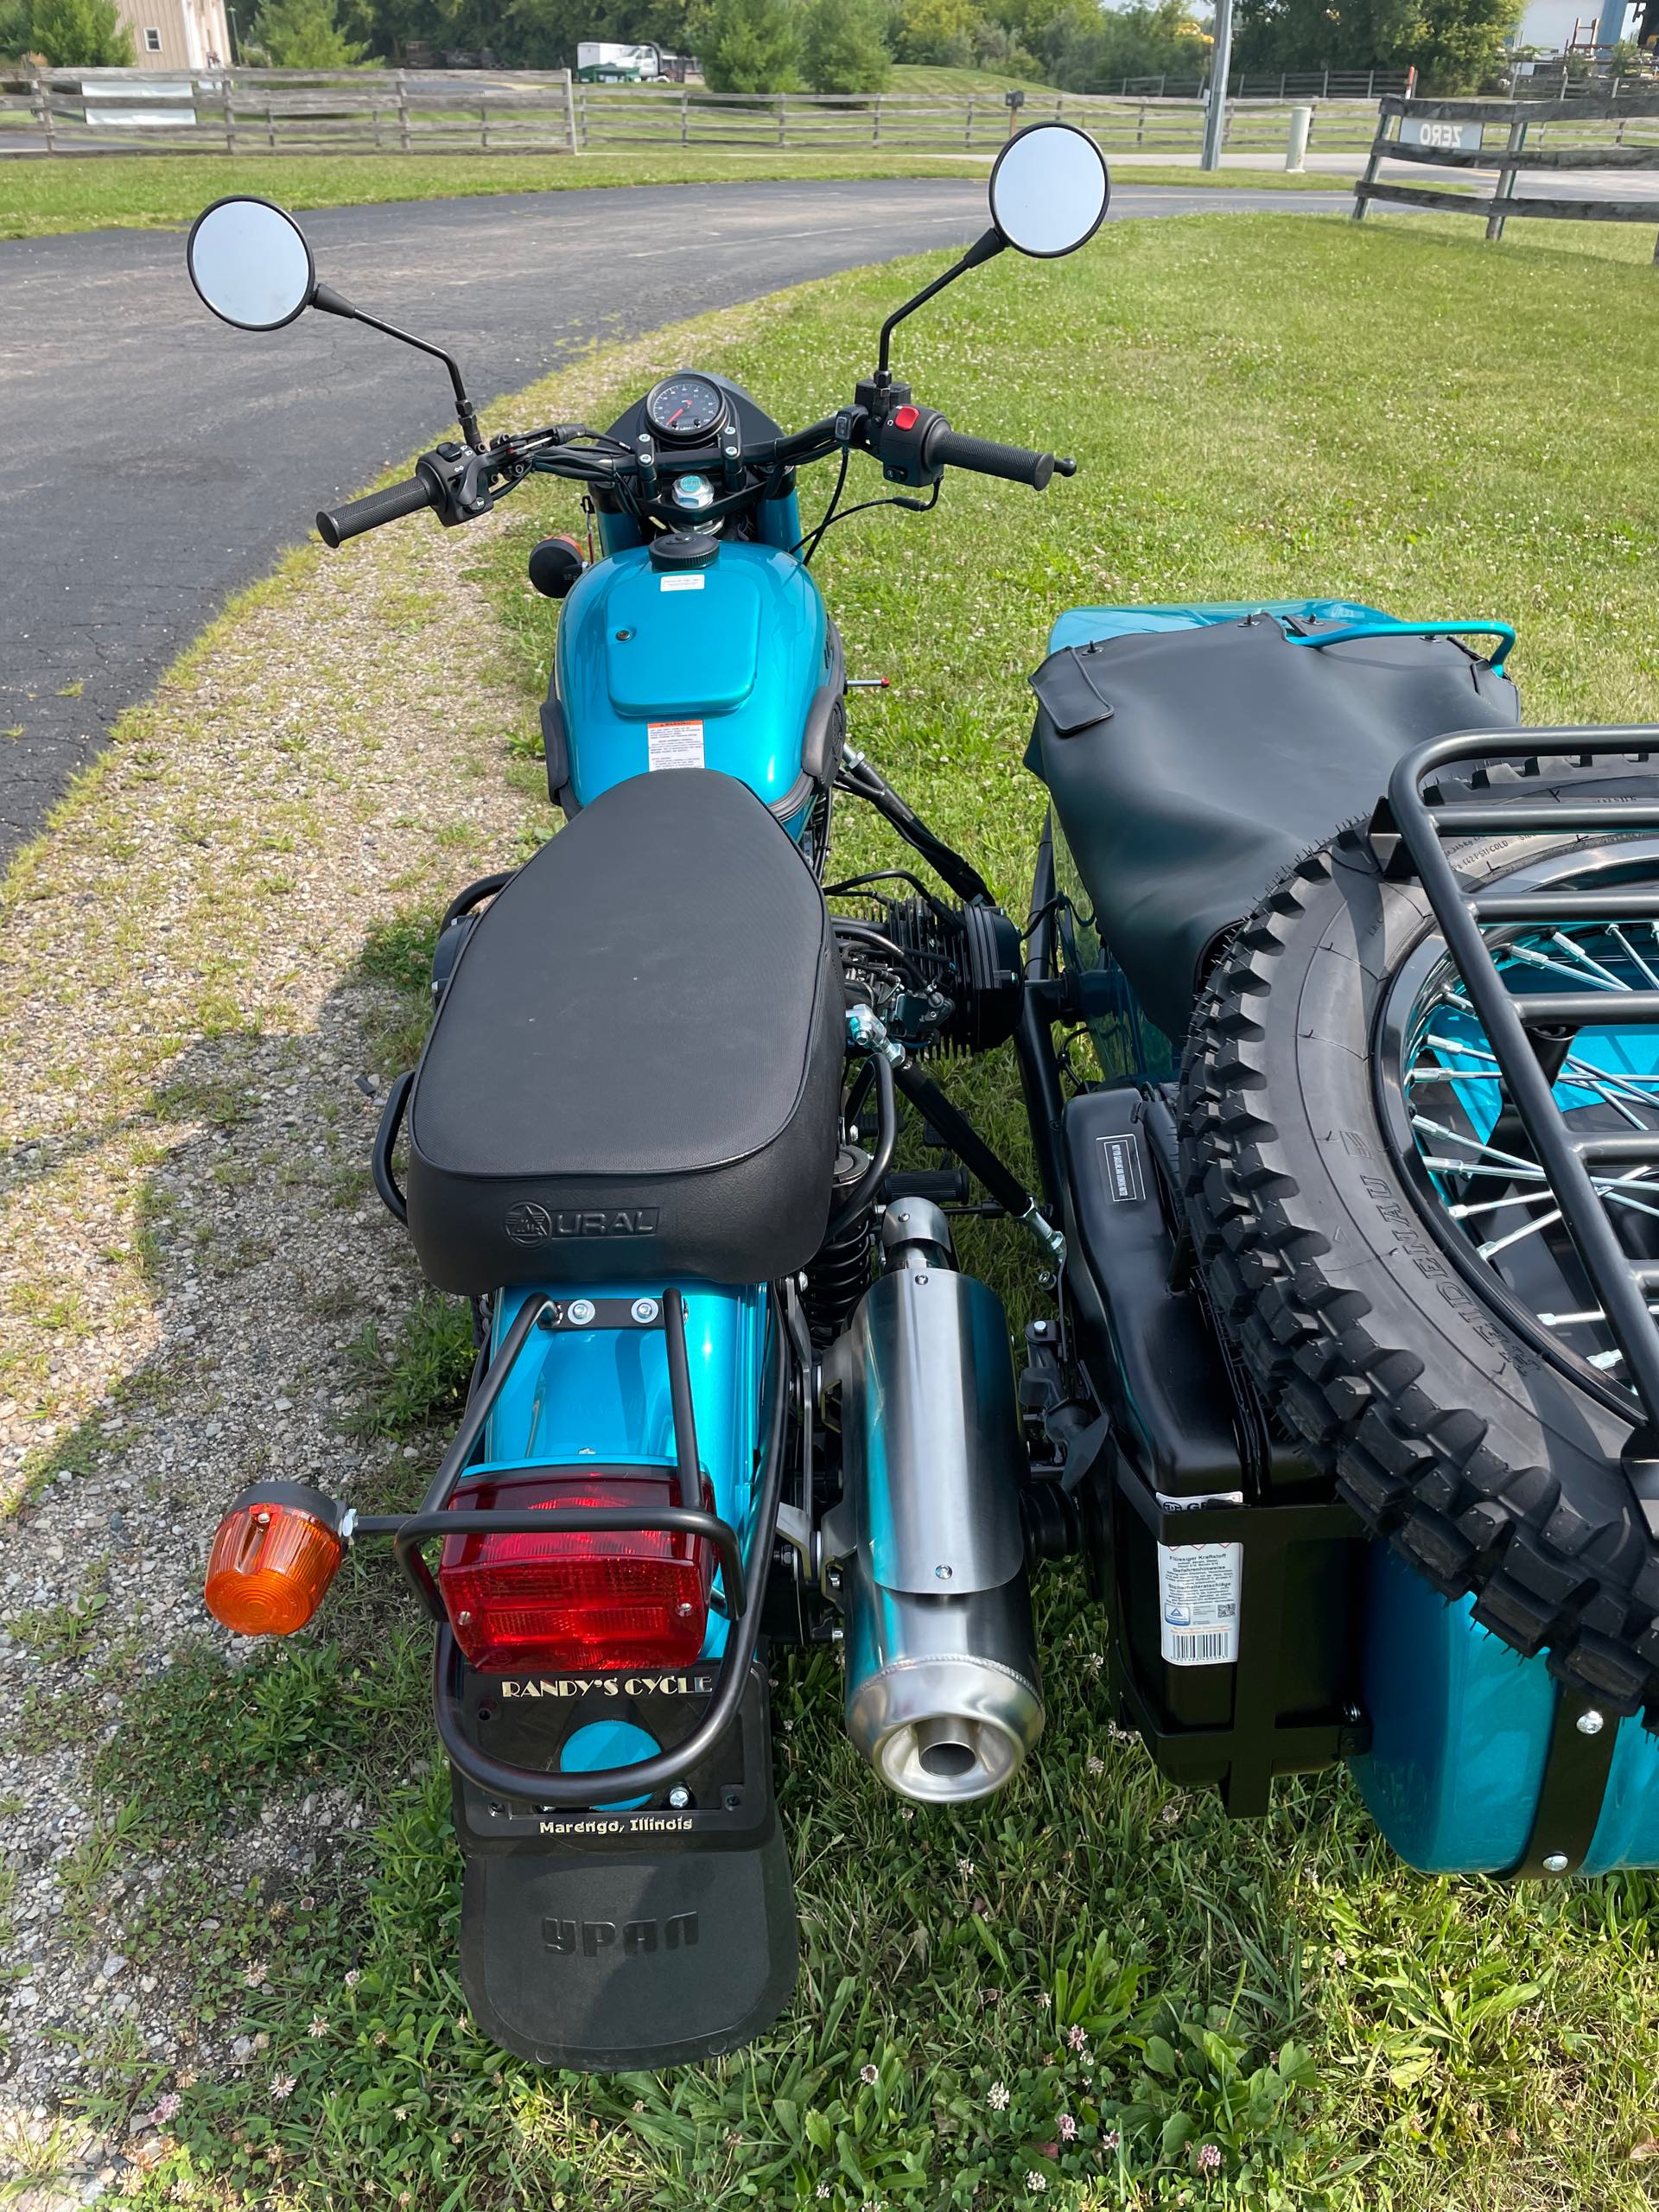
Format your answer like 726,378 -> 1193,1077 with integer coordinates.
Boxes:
1378,726 -> 1659,1498
353,1286 -> 789,1806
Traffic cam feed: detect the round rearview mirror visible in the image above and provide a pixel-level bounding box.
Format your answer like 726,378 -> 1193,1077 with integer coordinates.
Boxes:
988,123 -> 1110,259
187,196 -> 315,332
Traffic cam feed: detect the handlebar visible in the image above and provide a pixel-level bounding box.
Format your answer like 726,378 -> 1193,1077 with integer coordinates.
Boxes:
923,423 -> 1069,491
310,399 -> 1078,552
316,471 -> 436,548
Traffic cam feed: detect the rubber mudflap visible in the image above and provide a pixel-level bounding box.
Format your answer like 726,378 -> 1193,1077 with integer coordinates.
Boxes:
460,1815 -> 798,2069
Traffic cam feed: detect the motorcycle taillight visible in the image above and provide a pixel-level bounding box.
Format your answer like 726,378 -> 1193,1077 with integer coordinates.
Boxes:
437,1471 -> 714,1675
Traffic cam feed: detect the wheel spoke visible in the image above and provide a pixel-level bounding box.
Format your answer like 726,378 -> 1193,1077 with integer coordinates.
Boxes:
1398,913 -> 1659,1389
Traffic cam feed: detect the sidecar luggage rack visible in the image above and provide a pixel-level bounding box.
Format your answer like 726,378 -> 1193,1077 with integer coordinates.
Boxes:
1380,726 -> 1659,1453
353,1286 -> 790,1808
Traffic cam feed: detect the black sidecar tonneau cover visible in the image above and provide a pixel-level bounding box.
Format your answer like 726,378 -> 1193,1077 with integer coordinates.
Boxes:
1027,608 -> 1519,1040
404,768 -> 842,1294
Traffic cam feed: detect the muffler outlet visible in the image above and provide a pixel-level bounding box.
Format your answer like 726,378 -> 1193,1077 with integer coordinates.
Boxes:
823,1202 -> 1043,1804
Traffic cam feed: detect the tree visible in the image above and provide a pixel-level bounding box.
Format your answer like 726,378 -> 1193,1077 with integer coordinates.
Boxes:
1234,0 -> 1522,90
252,0 -> 370,64
892,0 -> 975,61
27,0 -> 133,63
1042,0 -> 1206,88
700,0 -> 799,89
801,0 -> 888,86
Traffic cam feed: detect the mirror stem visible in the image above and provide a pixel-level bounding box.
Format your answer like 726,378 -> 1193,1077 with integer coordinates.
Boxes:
312,282 -> 486,452
874,228 -> 1005,387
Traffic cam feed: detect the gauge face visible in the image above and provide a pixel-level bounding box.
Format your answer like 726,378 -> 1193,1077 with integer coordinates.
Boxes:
645,372 -> 727,442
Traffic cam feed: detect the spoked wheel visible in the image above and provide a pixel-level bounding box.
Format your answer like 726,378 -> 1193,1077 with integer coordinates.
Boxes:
1383,898 -> 1659,1397
1181,758 -> 1659,1718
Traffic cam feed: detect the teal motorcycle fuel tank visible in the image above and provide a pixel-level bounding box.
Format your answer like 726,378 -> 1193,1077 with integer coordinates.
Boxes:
553,539 -> 838,834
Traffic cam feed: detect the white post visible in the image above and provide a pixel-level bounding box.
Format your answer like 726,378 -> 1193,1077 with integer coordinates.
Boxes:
563,67 -> 579,155
1200,0 -> 1234,170
1285,101 -> 1312,169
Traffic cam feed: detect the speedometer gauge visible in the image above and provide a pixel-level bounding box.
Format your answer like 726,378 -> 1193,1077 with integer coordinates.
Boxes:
645,372 -> 728,442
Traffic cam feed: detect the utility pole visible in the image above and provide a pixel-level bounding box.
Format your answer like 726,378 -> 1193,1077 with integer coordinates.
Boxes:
1201,0 -> 1235,170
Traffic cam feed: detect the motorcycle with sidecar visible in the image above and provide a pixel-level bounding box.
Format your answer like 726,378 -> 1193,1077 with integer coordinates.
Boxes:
187,128 -> 1659,2072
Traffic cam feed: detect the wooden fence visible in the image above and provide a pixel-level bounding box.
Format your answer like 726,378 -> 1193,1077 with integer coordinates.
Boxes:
1088,67 -> 1410,99
1352,92 -> 1659,256
0,66 -> 1384,160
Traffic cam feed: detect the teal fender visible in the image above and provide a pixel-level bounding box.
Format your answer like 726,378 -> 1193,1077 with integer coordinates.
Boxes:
554,539 -> 836,832
1351,1547 -> 1659,1873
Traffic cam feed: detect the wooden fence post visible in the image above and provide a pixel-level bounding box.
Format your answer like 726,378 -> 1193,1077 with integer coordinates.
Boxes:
873,93 -> 880,144
32,67 -> 56,154
777,91 -> 786,143
1487,111 -> 1528,241
1351,101 -> 1386,219
479,94 -> 488,149
964,96 -> 973,145
681,85 -> 689,143
397,69 -> 410,151
224,68 -> 238,151
564,68 -> 580,155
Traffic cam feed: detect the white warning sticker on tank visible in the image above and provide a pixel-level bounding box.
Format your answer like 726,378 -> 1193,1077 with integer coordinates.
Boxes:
1155,1490 -> 1243,1666
659,575 -> 705,592
647,719 -> 705,770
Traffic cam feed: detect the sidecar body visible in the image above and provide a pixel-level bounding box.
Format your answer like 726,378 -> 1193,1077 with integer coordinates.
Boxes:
1030,596 -> 1659,1877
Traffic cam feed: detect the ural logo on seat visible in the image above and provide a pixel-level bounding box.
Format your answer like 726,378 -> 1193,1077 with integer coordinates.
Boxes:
504,1204 -> 659,1244
543,1913 -> 698,1957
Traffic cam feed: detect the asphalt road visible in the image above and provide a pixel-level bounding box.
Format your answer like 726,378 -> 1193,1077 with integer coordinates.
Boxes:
0,177 -> 1345,862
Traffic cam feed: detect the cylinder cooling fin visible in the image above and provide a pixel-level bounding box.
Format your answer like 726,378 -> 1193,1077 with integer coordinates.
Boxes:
830,893 -> 1023,1058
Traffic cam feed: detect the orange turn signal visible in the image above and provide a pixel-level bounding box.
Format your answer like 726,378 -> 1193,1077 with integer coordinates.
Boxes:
204,1488 -> 345,1637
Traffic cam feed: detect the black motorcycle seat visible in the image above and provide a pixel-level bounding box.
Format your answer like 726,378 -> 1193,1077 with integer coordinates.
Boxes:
404,769 -> 842,1294
1027,613 -> 1520,1041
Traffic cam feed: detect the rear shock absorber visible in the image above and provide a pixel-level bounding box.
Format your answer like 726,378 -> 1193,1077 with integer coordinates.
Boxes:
803,1144 -> 875,1347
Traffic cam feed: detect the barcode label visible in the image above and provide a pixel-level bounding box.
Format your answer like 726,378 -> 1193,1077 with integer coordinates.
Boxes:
1155,1527 -> 1242,1668
1166,1630 -> 1232,1664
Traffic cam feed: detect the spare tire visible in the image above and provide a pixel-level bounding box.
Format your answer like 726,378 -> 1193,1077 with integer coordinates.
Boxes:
1180,757 -> 1659,1719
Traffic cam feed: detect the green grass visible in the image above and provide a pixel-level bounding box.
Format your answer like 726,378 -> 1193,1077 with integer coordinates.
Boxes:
0,149 -> 987,239
49,207 -> 1659,2209
887,62 -> 1050,97
0,146 -> 1346,240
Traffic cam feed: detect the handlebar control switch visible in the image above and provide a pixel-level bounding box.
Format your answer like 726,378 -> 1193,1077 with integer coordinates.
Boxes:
873,403 -> 948,491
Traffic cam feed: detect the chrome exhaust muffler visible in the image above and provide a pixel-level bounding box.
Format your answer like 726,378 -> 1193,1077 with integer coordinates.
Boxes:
822,1200 -> 1043,1804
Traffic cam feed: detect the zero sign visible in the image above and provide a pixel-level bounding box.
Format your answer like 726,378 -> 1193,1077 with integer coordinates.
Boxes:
1398,117 -> 1484,152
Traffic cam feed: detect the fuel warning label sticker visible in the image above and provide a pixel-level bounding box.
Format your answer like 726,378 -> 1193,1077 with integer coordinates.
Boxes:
647,720 -> 705,770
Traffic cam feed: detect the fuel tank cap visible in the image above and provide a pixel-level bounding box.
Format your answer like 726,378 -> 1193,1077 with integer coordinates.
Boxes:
649,529 -> 719,573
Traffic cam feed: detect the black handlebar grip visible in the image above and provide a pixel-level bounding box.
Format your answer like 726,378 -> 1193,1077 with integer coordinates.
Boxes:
315,472 -> 436,549
924,424 -> 1056,491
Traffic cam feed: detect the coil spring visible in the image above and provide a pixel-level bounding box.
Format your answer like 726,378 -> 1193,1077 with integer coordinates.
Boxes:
804,1145 -> 875,1347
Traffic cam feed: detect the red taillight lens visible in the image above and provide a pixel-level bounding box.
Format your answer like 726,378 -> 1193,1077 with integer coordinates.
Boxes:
204,1496 -> 344,1636
438,1471 -> 713,1675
